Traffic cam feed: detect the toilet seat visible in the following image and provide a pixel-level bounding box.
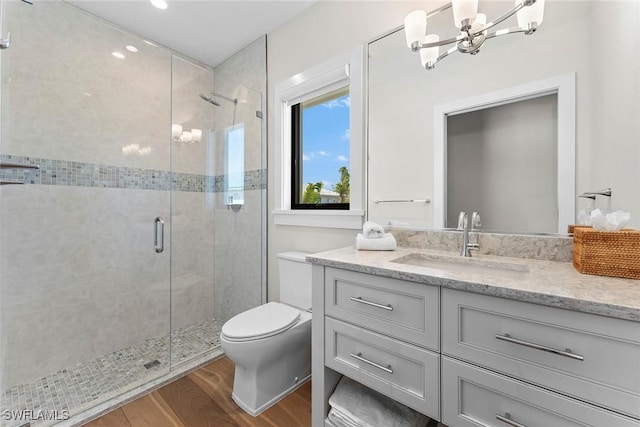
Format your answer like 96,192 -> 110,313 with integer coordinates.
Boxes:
221,302 -> 300,342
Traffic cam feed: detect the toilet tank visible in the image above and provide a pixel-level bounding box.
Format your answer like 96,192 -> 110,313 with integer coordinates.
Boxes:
277,252 -> 312,311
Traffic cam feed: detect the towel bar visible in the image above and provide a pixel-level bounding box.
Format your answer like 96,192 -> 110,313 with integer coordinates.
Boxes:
0,162 -> 40,185
374,198 -> 430,204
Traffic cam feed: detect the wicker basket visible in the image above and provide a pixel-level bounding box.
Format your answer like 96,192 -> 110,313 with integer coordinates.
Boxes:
567,224 -> 592,234
573,227 -> 640,279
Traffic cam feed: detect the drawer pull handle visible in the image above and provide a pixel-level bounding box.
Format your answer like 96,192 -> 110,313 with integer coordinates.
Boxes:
349,296 -> 393,311
350,352 -> 393,374
496,334 -> 584,361
496,413 -> 527,427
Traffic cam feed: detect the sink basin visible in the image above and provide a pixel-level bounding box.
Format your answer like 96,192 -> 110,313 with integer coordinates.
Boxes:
390,253 -> 530,280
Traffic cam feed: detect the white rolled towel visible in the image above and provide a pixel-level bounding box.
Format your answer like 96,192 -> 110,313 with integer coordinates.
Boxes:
356,233 -> 397,251
362,221 -> 385,238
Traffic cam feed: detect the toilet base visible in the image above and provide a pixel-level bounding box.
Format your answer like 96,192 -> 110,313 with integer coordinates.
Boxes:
221,308 -> 312,417
231,373 -> 311,417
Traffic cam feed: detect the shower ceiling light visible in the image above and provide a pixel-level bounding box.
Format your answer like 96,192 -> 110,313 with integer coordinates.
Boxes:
404,0 -> 545,70
150,0 -> 168,10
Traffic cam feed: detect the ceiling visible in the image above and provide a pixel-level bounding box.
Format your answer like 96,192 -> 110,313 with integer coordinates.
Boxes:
67,0 -> 316,67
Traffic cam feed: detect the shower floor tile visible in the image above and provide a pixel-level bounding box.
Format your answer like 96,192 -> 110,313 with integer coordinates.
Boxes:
1,319 -> 221,427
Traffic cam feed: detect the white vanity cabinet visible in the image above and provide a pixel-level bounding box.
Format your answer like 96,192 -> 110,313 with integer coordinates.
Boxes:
311,262 -> 640,427
441,288 -> 640,427
312,265 -> 440,427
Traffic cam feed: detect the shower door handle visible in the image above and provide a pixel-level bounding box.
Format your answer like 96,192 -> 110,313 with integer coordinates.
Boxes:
154,217 -> 164,253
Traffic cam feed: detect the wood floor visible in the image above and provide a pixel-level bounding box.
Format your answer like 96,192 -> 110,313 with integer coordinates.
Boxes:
84,356 -> 311,427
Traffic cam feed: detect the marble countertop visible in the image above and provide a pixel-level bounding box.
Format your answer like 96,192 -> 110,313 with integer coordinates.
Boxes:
307,246 -> 640,323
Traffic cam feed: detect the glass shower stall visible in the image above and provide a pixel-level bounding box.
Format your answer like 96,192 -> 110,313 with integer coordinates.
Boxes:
0,1 -> 266,425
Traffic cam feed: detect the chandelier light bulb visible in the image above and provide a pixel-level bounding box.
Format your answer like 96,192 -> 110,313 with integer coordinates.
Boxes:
404,10 -> 427,49
191,128 -> 202,142
453,0 -> 479,29
516,0 -> 545,29
472,13 -> 487,34
180,131 -> 193,143
420,34 -> 440,68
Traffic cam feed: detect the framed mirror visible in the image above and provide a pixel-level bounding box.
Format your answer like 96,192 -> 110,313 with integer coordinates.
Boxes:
367,1 -> 639,234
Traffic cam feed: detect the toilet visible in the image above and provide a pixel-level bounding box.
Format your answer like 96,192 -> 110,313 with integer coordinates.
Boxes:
220,252 -> 312,416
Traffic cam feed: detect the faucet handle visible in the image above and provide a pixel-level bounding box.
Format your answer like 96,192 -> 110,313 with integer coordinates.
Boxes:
457,211 -> 467,231
471,211 -> 481,230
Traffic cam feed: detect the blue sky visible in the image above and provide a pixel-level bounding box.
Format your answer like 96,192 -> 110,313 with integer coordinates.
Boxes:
301,94 -> 350,190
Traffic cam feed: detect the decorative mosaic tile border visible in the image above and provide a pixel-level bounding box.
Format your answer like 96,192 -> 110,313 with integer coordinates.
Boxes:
0,155 -> 265,193
1,319 -> 221,427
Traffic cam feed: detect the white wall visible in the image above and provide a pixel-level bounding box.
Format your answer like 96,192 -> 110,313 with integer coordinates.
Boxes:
588,1 -> 640,229
267,1 -> 432,301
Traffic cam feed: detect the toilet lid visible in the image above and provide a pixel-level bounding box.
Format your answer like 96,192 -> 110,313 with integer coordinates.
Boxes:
221,302 -> 300,341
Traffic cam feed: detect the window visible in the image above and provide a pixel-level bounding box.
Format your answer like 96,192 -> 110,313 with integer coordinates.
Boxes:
291,87 -> 350,210
225,123 -> 244,205
273,47 -> 364,229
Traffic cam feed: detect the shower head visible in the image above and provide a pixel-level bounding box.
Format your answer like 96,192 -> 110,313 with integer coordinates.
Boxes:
199,94 -> 221,107
199,92 -> 238,106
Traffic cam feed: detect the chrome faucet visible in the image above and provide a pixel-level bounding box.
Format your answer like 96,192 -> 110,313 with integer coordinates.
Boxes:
457,211 -> 481,257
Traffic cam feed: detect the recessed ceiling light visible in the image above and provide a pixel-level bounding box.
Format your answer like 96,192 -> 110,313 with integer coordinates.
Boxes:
112,51 -> 125,59
150,0 -> 167,10
125,45 -> 138,53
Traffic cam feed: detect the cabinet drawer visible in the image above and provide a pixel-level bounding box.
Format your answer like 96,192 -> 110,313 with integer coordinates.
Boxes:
325,267 -> 439,351
442,356 -> 640,427
442,288 -> 640,419
325,317 -> 439,419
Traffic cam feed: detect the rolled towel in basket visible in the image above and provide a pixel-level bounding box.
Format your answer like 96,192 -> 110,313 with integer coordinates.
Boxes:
356,233 -> 397,251
363,221 -> 385,238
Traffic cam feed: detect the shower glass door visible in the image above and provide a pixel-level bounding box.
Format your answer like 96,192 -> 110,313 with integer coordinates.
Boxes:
169,55 -> 218,366
0,1 -> 172,425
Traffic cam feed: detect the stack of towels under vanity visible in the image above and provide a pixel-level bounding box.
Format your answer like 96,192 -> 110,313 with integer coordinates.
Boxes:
326,376 -> 429,427
356,221 -> 397,251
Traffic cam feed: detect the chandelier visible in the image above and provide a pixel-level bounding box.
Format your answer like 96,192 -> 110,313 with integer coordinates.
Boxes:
404,0 -> 545,70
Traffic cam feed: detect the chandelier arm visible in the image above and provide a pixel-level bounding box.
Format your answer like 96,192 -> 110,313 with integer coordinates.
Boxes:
484,27 -> 527,40
426,45 -> 458,69
469,2 -> 526,37
426,2 -> 453,19
419,34 -> 465,50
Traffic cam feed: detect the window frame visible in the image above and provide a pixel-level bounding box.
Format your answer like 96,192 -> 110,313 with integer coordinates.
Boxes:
224,122 -> 245,206
273,46 -> 364,229
290,92 -> 350,211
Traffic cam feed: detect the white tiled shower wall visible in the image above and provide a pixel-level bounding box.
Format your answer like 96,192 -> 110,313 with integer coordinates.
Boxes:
0,0 -> 266,392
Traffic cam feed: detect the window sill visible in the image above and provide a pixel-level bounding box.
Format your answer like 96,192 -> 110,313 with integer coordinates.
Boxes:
273,209 -> 364,229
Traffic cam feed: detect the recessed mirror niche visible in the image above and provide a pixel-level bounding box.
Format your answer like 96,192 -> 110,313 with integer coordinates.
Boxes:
447,94 -> 558,234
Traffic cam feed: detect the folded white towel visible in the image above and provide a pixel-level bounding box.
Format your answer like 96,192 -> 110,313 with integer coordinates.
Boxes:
362,221 -> 385,238
356,233 -> 397,251
328,408 -> 359,427
329,376 -> 429,427
325,413 -> 343,427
